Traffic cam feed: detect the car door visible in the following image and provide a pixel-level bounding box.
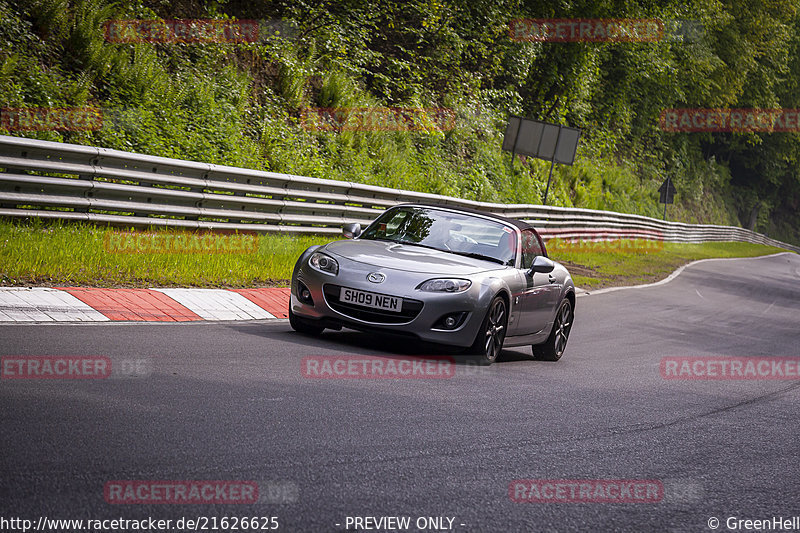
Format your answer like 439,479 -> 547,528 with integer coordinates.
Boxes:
513,229 -> 560,335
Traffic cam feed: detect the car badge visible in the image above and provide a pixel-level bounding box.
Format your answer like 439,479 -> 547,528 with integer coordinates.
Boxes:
367,272 -> 386,283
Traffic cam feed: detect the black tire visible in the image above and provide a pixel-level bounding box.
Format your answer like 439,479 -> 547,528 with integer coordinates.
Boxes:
467,295 -> 508,365
289,308 -> 324,336
532,298 -> 573,361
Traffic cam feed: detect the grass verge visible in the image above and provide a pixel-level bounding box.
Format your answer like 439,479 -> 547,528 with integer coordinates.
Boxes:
0,221 -> 790,289
546,238 -> 789,290
0,220 -> 330,288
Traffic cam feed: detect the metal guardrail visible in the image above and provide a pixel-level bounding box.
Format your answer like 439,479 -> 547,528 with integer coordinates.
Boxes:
0,134 -> 798,253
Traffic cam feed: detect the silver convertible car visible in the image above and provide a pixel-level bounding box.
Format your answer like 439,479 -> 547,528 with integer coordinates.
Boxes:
289,204 -> 575,365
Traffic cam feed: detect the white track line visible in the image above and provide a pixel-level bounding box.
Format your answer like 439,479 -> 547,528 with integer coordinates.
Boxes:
576,251 -> 795,297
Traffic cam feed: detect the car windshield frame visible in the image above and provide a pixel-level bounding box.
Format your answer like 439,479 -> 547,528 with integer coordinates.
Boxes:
359,206 -> 518,266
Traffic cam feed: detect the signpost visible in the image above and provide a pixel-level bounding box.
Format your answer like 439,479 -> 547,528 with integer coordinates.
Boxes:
502,116 -> 581,205
658,177 -> 676,220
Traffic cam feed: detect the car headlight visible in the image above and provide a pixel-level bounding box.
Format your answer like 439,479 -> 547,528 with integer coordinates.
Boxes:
309,252 -> 339,275
417,279 -> 471,293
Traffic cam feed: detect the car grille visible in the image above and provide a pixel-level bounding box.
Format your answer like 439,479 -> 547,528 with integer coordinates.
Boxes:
323,284 -> 423,324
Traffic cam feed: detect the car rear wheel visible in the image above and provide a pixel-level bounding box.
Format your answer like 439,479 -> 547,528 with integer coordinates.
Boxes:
532,298 -> 572,361
289,308 -> 324,336
468,295 -> 508,365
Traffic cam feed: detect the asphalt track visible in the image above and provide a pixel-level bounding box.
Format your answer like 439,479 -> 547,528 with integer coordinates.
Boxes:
1,252 -> 799,532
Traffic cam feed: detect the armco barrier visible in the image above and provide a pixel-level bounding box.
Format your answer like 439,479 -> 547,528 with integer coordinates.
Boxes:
0,135 -> 797,252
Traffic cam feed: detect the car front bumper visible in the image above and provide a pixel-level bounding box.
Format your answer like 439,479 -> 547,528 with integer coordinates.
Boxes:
291,261 -> 493,348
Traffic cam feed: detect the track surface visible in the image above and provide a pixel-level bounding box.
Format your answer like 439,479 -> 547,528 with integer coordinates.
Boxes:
2,253 -> 799,532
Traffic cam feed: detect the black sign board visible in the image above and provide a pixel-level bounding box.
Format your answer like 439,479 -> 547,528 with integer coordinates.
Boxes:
502,116 -> 581,165
659,178 -> 676,204
502,116 -> 581,204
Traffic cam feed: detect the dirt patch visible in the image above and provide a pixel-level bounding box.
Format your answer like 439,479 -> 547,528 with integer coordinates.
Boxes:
559,261 -> 601,278
559,260 -> 669,290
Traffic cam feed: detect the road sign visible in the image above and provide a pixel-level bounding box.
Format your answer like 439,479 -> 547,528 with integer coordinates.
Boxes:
659,177 -> 676,220
502,116 -> 581,204
659,178 -> 676,204
503,116 -> 581,164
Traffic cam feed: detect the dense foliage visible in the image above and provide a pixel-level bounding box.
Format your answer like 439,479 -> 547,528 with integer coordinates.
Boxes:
1,0 -> 798,243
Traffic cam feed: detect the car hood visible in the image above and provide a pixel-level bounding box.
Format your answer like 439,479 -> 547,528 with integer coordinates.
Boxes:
323,239 -> 507,275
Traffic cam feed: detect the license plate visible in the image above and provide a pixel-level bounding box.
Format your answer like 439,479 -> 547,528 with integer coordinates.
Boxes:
339,287 -> 402,312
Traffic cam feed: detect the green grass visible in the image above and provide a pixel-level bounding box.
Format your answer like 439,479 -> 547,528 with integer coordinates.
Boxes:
546,238 -> 789,290
0,220 -> 331,287
0,221 -> 790,288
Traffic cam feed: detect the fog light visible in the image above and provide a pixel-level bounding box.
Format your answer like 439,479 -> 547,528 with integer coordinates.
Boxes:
433,312 -> 467,330
297,282 -> 314,305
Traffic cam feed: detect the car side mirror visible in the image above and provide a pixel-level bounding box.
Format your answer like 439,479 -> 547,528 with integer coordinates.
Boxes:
342,223 -> 362,239
528,255 -> 555,275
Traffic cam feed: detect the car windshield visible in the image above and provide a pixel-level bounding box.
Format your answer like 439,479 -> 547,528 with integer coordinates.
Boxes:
360,207 -> 517,265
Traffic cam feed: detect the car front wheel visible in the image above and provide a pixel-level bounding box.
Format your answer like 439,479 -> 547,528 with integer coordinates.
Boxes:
532,298 -> 573,361
468,295 -> 508,365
